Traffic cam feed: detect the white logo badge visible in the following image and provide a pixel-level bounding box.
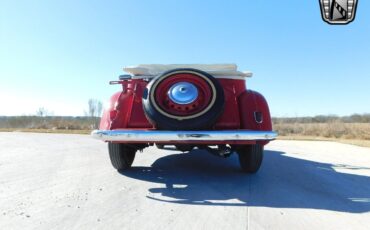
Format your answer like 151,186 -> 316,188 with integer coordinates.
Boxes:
319,0 -> 358,24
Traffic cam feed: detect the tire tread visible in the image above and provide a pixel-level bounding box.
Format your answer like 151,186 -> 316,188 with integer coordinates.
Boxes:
108,143 -> 136,170
237,144 -> 263,173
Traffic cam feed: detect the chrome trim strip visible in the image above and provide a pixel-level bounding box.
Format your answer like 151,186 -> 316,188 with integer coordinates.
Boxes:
91,130 -> 278,142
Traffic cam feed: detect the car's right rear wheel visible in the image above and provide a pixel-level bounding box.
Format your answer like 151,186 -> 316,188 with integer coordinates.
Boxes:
237,144 -> 263,173
108,143 -> 136,171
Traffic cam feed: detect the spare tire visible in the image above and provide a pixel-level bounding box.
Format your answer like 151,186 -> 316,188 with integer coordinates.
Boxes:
142,68 -> 224,130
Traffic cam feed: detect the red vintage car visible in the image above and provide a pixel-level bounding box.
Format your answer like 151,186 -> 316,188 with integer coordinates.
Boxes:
92,64 -> 277,173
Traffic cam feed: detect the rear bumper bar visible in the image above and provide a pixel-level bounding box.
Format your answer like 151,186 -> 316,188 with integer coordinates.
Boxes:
91,130 -> 277,142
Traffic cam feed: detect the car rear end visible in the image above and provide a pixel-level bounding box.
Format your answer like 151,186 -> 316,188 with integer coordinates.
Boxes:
92,64 -> 277,173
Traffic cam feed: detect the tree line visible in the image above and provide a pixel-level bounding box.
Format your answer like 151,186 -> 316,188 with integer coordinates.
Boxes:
272,114 -> 370,124
0,99 -> 103,130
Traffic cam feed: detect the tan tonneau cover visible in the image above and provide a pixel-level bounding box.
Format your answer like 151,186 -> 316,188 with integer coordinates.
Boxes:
123,64 -> 252,79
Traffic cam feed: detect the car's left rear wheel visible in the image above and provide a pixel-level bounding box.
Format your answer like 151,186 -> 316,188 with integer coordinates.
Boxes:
237,144 -> 263,173
108,143 -> 136,171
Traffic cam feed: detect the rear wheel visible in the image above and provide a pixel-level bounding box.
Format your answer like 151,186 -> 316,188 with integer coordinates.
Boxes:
237,144 -> 263,173
108,143 -> 136,171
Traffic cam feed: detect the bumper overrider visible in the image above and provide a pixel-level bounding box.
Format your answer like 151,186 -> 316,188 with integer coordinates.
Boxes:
91,130 -> 278,143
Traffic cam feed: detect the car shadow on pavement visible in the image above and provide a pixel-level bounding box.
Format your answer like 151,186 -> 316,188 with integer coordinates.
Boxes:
119,149 -> 370,213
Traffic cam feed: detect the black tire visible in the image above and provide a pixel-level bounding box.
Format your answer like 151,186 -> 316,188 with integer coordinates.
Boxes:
142,68 -> 224,130
237,144 -> 263,173
108,143 -> 136,171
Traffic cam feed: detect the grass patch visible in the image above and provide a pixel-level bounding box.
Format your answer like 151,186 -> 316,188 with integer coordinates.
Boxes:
0,128 -> 91,135
274,122 -> 370,140
274,122 -> 370,147
277,135 -> 370,148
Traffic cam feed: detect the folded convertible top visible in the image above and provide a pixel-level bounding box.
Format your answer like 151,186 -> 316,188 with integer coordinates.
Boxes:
123,64 -> 252,79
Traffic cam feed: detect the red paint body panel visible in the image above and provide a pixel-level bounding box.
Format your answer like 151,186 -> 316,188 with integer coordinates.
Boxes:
126,82 -> 152,128
100,78 -> 273,144
238,90 -> 273,145
213,79 -> 242,129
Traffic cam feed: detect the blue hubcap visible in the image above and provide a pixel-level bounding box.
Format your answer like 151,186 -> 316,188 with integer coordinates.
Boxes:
168,82 -> 198,104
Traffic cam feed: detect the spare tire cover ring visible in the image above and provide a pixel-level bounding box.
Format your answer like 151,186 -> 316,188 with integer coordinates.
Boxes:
149,70 -> 217,120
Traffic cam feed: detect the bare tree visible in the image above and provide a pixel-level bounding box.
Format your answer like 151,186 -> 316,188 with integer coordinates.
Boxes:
36,107 -> 49,117
86,99 -> 103,129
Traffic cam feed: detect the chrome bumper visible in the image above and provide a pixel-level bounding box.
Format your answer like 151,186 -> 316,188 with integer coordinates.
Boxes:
91,130 -> 277,142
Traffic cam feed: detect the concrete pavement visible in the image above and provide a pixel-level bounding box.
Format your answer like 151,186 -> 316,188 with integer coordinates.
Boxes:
0,132 -> 370,230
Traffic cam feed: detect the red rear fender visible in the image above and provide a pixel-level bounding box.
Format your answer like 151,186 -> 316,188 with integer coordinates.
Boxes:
238,90 -> 272,131
100,80 -> 153,130
99,91 -> 128,130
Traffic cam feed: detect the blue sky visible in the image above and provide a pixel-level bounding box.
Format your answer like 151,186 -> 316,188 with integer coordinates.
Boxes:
0,0 -> 369,117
